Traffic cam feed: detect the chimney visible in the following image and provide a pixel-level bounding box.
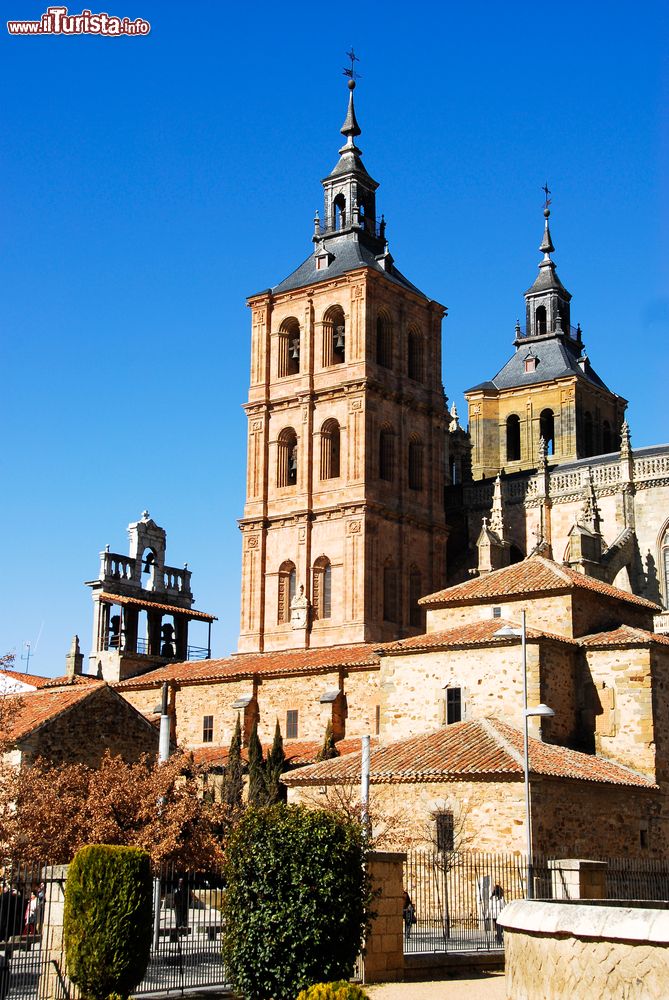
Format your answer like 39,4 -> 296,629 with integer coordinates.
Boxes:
65,635 -> 84,678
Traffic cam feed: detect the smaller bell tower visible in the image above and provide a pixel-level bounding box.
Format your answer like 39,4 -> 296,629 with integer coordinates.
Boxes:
466,194 -> 627,479
86,512 -> 216,682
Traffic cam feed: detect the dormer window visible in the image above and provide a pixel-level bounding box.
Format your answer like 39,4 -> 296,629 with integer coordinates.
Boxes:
524,353 -> 537,373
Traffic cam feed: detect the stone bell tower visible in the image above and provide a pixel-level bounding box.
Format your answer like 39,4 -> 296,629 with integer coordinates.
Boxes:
238,71 -> 450,653
466,198 -> 627,479
86,511 -> 216,681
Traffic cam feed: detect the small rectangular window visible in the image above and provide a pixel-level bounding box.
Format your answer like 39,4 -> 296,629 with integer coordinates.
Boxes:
286,709 -> 298,739
435,810 -> 454,852
640,825 -> 649,849
375,705 -> 381,736
202,715 -> 214,743
446,688 -> 462,725
492,606 -> 502,619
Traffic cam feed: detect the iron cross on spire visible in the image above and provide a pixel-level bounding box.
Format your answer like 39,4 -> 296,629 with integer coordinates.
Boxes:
343,47 -> 361,81
542,182 -> 552,210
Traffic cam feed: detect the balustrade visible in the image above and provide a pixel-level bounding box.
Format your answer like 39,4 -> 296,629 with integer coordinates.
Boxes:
101,551 -> 134,581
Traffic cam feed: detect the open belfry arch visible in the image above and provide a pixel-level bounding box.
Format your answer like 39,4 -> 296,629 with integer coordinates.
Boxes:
239,73 -> 450,652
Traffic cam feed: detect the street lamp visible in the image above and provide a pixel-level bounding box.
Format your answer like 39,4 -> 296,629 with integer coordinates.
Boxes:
494,611 -> 554,898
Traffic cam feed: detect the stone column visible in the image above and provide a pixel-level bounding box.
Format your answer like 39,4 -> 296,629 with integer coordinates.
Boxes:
363,850 -> 406,983
38,864 -> 69,1000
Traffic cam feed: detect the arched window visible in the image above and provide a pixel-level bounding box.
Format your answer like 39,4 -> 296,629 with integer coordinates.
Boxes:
376,312 -> 392,368
583,411 -> 594,457
409,566 -> 423,628
506,414 -> 521,462
540,408 -> 555,456
312,556 -> 332,621
322,305 -> 345,367
320,419 -> 341,480
333,193 -> 346,230
383,560 -> 398,623
602,420 -> 612,454
408,437 -> 424,491
408,327 -> 424,382
535,305 -> 547,336
277,428 -> 298,487
277,561 -> 296,624
379,427 -> 394,481
661,527 -> 669,607
278,317 -> 300,377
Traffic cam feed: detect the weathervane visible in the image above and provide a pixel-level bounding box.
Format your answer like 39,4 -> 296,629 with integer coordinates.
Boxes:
542,182 -> 552,211
343,47 -> 361,82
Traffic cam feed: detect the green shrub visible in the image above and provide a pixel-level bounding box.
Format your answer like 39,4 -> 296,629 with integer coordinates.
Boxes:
64,844 -> 153,1000
222,805 -> 372,1000
296,982 -> 370,1000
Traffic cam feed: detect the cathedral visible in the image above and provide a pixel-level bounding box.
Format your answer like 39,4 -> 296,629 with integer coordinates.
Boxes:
17,72 -> 669,859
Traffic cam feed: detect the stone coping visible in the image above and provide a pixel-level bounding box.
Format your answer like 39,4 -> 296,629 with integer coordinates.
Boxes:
499,899 -> 669,944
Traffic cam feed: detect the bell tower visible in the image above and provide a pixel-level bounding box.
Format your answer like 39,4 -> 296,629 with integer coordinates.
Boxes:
466,196 -> 627,479
238,69 -> 449,653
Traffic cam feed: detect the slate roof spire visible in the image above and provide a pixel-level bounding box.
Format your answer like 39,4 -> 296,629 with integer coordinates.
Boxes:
341,78 -> 362,139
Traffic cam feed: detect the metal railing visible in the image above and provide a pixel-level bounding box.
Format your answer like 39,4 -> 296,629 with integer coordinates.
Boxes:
402,851 -> 669,955
101,635 -> 209,662
1,862 -> 230,1000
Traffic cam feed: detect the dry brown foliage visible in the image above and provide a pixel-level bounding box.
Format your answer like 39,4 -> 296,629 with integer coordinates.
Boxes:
0,750 -> 229,868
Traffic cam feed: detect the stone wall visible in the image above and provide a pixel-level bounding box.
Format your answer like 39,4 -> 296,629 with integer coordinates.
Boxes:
500,899 -> 669,1000
291,776 -> 662,858
585,645 -> 656,778
378,642 -> 570,742
120,665 -> 382,752
19,687 -> 158,767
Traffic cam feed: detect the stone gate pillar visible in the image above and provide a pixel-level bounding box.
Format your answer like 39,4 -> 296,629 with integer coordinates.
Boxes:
38,864 -> 69,1000
364,850 -> 406,983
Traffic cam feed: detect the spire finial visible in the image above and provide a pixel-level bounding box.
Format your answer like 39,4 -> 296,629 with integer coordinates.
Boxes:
540,182 -> 555,255
340,50 -> 362,139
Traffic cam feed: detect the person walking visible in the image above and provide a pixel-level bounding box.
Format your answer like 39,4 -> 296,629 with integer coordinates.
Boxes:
402,890 -> 416,945
490,883 -> 506,945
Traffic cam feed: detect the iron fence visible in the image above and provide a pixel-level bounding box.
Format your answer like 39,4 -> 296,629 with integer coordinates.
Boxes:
402,851 -> 669,955
0,862 -> 230,1000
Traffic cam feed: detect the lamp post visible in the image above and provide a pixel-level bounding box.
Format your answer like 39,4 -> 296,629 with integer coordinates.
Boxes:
494,611 -> 554,899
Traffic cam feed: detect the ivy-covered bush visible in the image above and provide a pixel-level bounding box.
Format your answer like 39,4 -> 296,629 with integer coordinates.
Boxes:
296,982 -> 371,1000
64,845 -> 153,1000
222,805 -> 371,1000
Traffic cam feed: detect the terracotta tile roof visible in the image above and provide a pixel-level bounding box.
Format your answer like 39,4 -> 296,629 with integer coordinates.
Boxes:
98,592 -> 217,622
113,644 -> 381,690
0,668 -> 51,690
419,555 -> 661,612
1,685 -> 104,743
282,718 -> 655,789
380,619 -> 577,655
190,736 -> 373,770
580,625 -> 669,649
41,674 -> 101,688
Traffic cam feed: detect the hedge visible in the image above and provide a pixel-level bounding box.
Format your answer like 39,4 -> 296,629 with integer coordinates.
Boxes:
63,844 -> 153,1000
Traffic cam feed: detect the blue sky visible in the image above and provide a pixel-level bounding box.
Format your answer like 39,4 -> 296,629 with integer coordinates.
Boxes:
2,0 -> 668,675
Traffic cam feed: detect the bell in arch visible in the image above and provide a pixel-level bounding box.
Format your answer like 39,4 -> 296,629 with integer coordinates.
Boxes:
334,326 -> 345,352
289,447 -> 298,474
289,337 -> 300,360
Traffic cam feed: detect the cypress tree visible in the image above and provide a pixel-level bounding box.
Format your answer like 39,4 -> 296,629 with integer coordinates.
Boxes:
247,720 -> 265,806
316,720 -> 340,762
221,713 -> 244,812
265,720 -> 286,805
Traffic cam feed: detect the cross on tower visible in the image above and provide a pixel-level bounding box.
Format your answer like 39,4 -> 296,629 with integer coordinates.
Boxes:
343,47 -> 361,81
542,182 -> 552,210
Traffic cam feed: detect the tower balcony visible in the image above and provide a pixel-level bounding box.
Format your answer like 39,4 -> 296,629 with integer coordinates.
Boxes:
315,213 -> 385,240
